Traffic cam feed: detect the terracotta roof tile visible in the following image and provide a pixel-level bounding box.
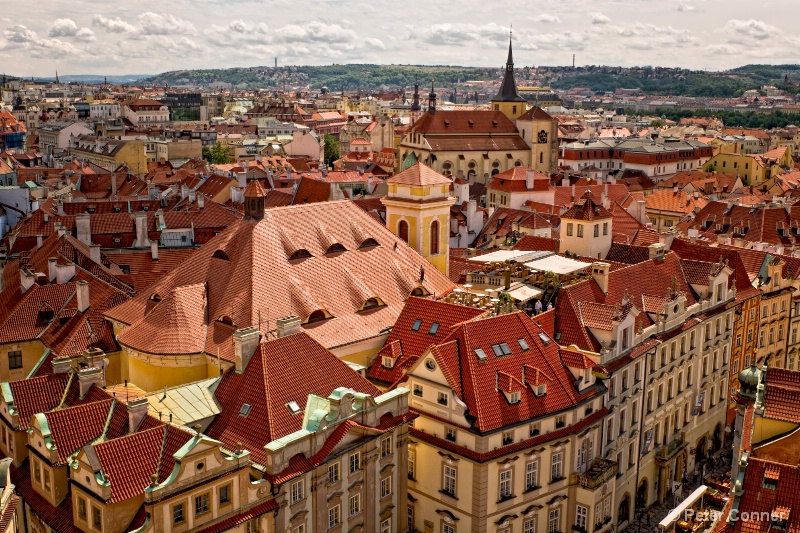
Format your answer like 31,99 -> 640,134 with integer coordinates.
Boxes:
387,163 -> 451,186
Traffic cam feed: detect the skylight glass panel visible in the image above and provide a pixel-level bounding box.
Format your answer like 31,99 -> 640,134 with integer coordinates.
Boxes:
411,319 -> 422,331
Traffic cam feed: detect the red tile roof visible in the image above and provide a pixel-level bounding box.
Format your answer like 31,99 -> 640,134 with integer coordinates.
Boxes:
367,297 -> 486,384
403,311 -> 598,433
192,498 -> 279,533
90,424 -> 194,502
207,332 -> 382,466
106,201 -> 454,357
12,461 -> 81,533
387,162 -> 451,187
410,110 -> 521,135
41,398 -> 130,464
561,189 -> 612,221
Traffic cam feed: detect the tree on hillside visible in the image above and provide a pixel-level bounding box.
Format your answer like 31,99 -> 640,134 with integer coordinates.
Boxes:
202,143 -> 230,164
323,134 -> 339,168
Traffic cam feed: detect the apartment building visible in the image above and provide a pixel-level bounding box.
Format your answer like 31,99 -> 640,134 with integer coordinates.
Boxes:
556,244 -> 734,528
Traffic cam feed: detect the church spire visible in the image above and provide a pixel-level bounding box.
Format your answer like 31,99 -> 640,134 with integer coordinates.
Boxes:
428,79 -> 436,115
411,78 -> 421,112
492,29 -> 525,104
55,70 -> 60,84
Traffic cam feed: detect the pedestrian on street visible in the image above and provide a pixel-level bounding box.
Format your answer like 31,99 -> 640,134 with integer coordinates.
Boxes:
646,511 -> 652,527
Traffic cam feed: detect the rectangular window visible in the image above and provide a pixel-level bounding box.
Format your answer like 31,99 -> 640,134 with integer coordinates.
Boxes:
408,450 -> 416,480
329,504 -> 341,529
551,452 -> 563,481
549,508 -> 561,533
413,383 -> 423,397
446,428 -> 457,442
291,480 -> 304,504
33,460 -> 41,484
525,518 -> 536,533
77,497 -> 87,521
173,503 -> 185,525
195,493 -> 210,516
443,465 -> 457,496
381,519 -> 391,533
576,505 -> 588,529
8,350 -> 22,370
603,222 -> 608,236
437,392 -> 449,406
594,224 -> 599,237
380,475 -> 392,498
349,452 -> 361,473
219,485 -> 230,505
349,493 -> 361,516
292,525 -> 306,533
44,469 -> 51,490
499,469 -> 513,499
577,224 -> 584,238
381,436 -> 392,457
566,223 -> 573,236
555,415 -> 565,428
526,461 -> 539,489
93,508 -> 102,531
443,524 -> 455,533
328,462 -> 340,483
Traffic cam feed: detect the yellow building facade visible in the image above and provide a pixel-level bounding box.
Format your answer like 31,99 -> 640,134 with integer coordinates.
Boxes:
383,163 -> 453,277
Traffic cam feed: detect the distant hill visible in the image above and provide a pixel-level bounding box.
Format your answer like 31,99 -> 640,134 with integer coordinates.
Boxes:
144,64 -> 502,90
33,74 -> 154,84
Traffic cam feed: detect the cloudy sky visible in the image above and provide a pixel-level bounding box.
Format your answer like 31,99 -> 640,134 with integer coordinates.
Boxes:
0,0 -> 797,76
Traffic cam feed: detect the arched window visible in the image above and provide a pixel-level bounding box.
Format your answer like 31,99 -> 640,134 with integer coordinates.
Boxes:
398,220 -> 409,243
430,220 -> 440,255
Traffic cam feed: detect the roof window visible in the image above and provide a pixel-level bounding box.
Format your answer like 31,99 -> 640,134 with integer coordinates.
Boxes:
239,403 -> 252,417
286,401 -> 301,415
411,319 -> 422,331
428,322 -> 440,335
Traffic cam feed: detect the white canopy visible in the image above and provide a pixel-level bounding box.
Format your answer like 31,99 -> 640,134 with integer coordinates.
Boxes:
469,250 -> 552,263
505,282 -> 543,303
659,485 -> 708,529
524,255 -> 591,275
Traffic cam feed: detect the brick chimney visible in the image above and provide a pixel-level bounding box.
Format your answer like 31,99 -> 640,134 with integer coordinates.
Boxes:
76,280 -> 90,313
150,241 -> 159,261
89,244 -> 101,265
77,367 -> 105,399
592,262 -> 610,294
21,269 -> 35,293
55,262 -> 76,283
276,316 -> 301,338
134,212 -> 149,248
648,242 -> 665,261
48,257 -> 57,282
36,234 -> 43,249
233,326 -> 261,374
111,173 -> 117,197
75,213 -> 91,245
126,397 -> 149,433
197,193 -> 205,209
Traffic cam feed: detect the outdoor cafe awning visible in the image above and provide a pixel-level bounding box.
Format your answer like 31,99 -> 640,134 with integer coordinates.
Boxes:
659,485 -> 708,530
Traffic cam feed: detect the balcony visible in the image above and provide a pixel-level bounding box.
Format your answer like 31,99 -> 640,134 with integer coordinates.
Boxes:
655,433 -> 688,463
570,459 -> 618,490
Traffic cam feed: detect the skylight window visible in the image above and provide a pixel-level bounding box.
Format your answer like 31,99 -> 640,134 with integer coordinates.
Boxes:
286,401 -> 301,415
239,403 -> 252,417
428,322 -> 440,335
518,338 -> 529,351
492,343 -> 512,356
411,319 -> 422,332
538,333 -> 551,346
475,348 -> 487,361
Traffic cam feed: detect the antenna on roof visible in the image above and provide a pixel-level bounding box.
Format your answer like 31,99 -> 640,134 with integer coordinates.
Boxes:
217,347 -> 222,376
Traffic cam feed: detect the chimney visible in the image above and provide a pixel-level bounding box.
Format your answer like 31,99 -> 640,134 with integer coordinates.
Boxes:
592,262 -> 610,294
89,244 -> 101,265
197,193 -> 205,209
126,397 -> 149,433
276,315 -> 301,338
75,213 -> 92,245
571,183 -> 575,198
57,201 -> 65,216
21,269 -> 35,293
526,170 -> 535,190
48,257 -> 57,282
648,242 -> 665,261
43,212 -> 49,223
233,326 -> 261,373
55,262 -> 76,283
77,367 -> 105,399
52,358 -> 72,374
181,184 -> 189,200
36,234 -> 43,249
76,280 -> 90,313
134,211 -> 150,248
111,173 -> 117,196
188,188 -> 196,203
150,241 -> 159,261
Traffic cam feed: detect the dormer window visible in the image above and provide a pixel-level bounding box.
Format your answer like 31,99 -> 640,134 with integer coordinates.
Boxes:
358,238 -> 379,249
382,356 -> 395,368
286,401 -> 301,415
360,297 -> 384,311
325,243 -> 347,254
306,309 -> 333,324
510,391 -> 521,404
217,315 -> 234,326
288,249 -> 312,261
537,385 -> 547,396
149,292 -> 162,302
212,249 -> 230,260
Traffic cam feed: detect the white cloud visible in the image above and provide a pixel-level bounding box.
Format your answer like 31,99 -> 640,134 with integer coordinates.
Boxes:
138,12 -> 196,35
590,12 -> 611,25
75,27 -> 96,42
92,14 -> 137,33
532,14 -> 561,24
721,19 -> 777,41
49,18 -> 79,37
677,3 -> 696,12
